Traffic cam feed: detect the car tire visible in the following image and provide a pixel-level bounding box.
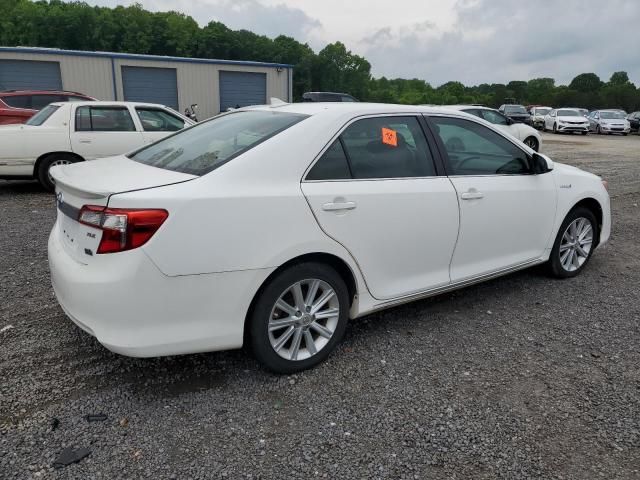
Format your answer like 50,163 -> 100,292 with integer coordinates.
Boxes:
596,125 -> 601,134
581,131 -> 588,135
523,136 -> 539,151
547,207 -> 597,279
623,133 -> 628,136
553,123 -> 558,134
249,262 -> 350,374
37,154 -> 78,192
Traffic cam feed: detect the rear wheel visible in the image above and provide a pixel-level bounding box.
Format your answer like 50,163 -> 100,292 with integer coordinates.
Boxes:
547,207 -> 597,278
523,136 -> 539,151
249,262 -> 349,373
37,154 -> 78,192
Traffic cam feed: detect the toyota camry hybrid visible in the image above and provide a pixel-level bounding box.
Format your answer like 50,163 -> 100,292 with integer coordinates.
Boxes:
48,103 -> 611,373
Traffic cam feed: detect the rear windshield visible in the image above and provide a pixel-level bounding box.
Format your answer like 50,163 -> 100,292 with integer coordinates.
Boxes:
557,109 -> 580,117
25,104 -> 59,126
130,110 -> 308,176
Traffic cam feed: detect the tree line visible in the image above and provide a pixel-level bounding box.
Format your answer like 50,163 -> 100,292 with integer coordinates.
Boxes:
2,0 -> 639,111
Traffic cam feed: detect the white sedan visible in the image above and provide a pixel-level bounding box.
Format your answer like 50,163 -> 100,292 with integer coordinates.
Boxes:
544,109 -> 590,134
49,103 -> 611,373
0,101 -> 194,190
443,105 -> 542,151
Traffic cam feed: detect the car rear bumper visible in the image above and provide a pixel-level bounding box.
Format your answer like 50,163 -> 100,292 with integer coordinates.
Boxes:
48,225 -> 274,357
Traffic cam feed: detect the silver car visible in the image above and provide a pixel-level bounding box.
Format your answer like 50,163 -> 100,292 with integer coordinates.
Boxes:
588,110 -> 631,135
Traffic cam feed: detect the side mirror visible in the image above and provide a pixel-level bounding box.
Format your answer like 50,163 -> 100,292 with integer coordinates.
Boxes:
532,152 -> 553,174
506,117 -> 514,125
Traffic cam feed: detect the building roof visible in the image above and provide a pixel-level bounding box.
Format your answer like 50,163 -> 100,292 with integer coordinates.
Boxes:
0,46 -> 293,69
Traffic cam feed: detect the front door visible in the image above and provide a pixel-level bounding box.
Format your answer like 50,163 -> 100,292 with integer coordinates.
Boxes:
427,115 -> 557,282
302,115 -> 459,300
70,105 -> 143,159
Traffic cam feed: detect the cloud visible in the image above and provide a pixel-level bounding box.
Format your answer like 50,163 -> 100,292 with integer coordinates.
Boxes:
90,0 -> 322,42
359,0 -> 640,86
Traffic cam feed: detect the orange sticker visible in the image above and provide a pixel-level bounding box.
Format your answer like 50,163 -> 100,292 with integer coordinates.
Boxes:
381,127 -> 397,147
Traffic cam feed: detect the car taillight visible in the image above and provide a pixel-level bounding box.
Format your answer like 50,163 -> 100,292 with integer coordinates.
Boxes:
78,205 -> 168,254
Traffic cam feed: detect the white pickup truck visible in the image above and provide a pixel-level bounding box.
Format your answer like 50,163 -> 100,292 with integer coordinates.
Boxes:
0,101 -> 194,190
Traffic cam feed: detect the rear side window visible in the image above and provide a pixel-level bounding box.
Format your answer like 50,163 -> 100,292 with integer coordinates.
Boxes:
430,116 -> 530,176
2,95 -> 30,109
31,94 -> 62,111
480,109 -> 509,125
341,117 -> 436,179
135,108 -> 185,132
25,105 -> 59,126
131,110 -> 307,176
306,141 -> 351,180
76,106 -> 136,132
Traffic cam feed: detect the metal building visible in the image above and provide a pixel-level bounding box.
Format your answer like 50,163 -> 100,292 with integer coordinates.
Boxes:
0,46 -> 293,119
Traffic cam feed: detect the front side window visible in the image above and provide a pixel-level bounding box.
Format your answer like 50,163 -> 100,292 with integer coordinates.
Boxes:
2,95 -> 30,109
131,110 -> 307,176
75,106 -> 136,132
135,108 -> 185,132
25,105 -> 59,126
479,109 -> 508,125
430,116 -> 531,176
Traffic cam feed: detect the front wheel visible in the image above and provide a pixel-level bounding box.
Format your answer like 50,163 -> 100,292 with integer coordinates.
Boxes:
553,123 -> 558,134
581,131 -> 588,135
249,262 -> 350,373
523,136 -> 539,151
547,207 -> 597,278
37,154 -> 78,192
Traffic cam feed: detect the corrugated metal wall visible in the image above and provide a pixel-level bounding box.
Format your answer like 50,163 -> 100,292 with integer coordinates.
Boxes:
0,50 -> 291,120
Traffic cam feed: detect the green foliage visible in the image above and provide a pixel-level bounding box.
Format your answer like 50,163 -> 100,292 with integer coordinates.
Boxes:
2,0 -> 639,111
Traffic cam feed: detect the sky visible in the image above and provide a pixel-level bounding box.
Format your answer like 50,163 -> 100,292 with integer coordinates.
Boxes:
86,0 -> 640,87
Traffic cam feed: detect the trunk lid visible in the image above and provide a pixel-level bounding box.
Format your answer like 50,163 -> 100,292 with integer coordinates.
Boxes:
51,155 -> 196,264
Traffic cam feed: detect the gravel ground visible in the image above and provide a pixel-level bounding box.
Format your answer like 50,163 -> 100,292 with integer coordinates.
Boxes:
1,132 -> 639,479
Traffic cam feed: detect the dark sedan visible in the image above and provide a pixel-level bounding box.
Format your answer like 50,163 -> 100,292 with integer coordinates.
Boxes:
627,112 -> 640,132
498,104 -> 531,124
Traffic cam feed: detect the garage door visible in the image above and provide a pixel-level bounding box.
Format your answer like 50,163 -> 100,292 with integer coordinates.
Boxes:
121,66 -> 178,109
0,60 -> 62,91
219,71 -> 266,111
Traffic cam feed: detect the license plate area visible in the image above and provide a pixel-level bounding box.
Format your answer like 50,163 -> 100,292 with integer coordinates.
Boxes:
57,207 -> 102,262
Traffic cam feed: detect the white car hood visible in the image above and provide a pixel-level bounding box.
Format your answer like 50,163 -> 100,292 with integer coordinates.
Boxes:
51,155 -> 197,198
557,116 -> 588,122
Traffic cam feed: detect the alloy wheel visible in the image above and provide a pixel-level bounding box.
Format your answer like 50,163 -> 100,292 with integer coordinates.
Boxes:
524,136 -> 538,151
559,217 -> 593,272
268,279 -> 340,361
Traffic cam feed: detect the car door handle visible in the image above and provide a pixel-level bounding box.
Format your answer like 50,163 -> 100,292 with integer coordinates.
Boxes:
79,139 -> 92,144
322,201 -> 357,211
460,191 -> 484,200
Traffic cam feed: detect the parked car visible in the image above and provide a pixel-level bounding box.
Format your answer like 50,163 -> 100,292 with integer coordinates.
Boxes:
445,105 -> 542,151
627,111 -> 640,132
498,104 -> 531,124
0,89 -> 95,125
544,109 -> 590,134
0,101 -> 194,190
48,103 -> 610,373
588,110 -> 631,135
528,106 -> 552,130
302,92 -> 358,102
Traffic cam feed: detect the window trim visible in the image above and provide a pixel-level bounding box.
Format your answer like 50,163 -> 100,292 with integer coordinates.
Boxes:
422,113 -> 537,178
302,113 -> 445,183
74,105 -> 138,133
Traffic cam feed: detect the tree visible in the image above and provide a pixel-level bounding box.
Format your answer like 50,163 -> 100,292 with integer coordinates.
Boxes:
569,73 -> 602,93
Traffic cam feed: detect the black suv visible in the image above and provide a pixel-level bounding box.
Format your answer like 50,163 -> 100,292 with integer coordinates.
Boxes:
498,104 -> 531,124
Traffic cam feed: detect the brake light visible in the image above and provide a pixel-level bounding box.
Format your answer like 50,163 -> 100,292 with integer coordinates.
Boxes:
78,205 -> 168,254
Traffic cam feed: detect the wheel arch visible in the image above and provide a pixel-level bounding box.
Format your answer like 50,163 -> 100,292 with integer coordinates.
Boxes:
33,151 -> 85,177
571,197 -> 603,246
243,252 -> 359,343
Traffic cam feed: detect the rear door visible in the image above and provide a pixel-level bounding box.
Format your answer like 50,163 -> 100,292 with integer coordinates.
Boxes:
301,115 -> 459,300
427,115 -> 557,282
70,105 -> 144,159
133,106 -> 188,145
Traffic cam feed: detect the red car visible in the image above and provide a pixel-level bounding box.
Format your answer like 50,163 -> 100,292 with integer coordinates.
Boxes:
0,90 -> 95,125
